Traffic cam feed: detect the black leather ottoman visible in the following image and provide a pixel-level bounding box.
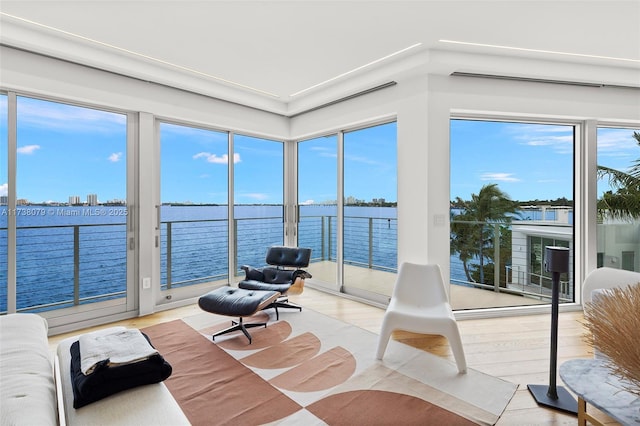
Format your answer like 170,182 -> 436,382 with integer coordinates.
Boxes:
198,287 -> 280,344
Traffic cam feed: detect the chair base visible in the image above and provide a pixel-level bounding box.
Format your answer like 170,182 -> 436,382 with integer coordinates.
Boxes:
269,296 -> 302,320
212,317 -> 267,344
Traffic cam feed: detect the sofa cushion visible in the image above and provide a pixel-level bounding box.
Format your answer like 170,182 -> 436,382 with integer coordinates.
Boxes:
0,313 -> 57,426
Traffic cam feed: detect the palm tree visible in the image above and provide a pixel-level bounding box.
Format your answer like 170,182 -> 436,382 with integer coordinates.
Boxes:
597,131 -> 640,220
451,184 -> 520,284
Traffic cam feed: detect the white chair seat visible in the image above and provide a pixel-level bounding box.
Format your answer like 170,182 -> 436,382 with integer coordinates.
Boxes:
376,262 -> 467,374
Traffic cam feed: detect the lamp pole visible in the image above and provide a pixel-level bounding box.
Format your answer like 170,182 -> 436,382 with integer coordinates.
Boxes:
527,246 -> 577,414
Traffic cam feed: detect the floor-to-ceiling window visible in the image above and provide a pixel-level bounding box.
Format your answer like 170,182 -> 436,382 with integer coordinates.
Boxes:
450,119 -> 575,310
596,126 -> 640,272
159,122 -> 229,293
3,96 -> 131,315
298,135 -> 338,291
233,134 -> 284,278
297,121 -> 398,301
342,122 -> 397,300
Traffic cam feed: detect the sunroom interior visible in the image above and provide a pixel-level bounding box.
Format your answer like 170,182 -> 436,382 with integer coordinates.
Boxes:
0,1 -> 639,335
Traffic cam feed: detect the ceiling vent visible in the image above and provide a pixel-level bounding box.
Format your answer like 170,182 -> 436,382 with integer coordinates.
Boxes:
451,71 -> 604,88
289,81 -> 397,117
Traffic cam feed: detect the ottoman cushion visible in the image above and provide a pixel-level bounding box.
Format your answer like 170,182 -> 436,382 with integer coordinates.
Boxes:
198,287 -> 279,317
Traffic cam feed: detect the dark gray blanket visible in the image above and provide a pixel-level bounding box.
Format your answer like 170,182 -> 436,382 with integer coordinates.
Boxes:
69,332 -> 172,408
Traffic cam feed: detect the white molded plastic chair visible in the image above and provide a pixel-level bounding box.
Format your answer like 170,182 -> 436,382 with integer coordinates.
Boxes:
376,262 -> 467,374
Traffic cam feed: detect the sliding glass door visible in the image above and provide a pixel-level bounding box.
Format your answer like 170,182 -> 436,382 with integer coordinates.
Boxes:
297,121 -> 398,300
0,93 -> 7,313
4,95 -> 132,318
596,126 -> 639,272
233,134 -> 284,279
342,122 -> 397,300
159,122 -> 229,297
297,135 -> 338,291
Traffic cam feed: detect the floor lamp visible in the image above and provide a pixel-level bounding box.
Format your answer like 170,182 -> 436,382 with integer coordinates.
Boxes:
527,246 -> 578,414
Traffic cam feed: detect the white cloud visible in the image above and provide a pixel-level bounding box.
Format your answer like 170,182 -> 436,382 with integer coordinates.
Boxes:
480,172 -> 520,182
17,145 -> 40,154
0,183 -> 7,196
300,199 -> 315,205
193,152 -> 241,164
108,152 -> 123,162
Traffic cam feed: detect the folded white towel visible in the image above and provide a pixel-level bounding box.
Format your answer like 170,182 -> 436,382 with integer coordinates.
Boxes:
79,328 -> 159,375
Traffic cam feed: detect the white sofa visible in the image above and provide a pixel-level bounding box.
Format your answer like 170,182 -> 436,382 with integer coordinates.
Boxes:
1,313 -> 58,426
0,313 -> 190,426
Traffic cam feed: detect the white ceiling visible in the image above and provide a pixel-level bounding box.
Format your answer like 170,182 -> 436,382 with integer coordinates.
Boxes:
1,0 -> 639,115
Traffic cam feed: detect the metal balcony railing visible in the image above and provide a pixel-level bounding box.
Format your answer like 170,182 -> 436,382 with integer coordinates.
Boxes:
298,215 -> 398,272
4,213 -> 619,313
450,219 -> 575,303
0,214 -> 399,313
0,223 -> 128,313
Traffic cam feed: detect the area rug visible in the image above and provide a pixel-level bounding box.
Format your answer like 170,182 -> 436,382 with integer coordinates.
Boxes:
142,309 -> 516,425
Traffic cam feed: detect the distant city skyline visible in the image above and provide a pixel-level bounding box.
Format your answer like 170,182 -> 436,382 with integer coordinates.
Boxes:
1,96 -> 637,205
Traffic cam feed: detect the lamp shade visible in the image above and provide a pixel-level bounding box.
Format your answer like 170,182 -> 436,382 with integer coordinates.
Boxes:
544,246 -> 570,273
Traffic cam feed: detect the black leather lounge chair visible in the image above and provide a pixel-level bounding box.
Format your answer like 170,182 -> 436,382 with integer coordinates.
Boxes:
238,246 -> 312,319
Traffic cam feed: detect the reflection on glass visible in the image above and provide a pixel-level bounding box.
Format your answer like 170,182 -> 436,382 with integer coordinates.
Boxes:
298,135 -> 338,290
343,122 -> 397,298
450,119 -> 575,309
596,127 -> 640,272
15,97 -> 127,312
160,122 -> 229,290
233,134 -> 283,278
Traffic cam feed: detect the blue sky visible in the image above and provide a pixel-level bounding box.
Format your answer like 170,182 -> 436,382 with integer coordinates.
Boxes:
1,96 -> 637,204
451,120 -> 638,202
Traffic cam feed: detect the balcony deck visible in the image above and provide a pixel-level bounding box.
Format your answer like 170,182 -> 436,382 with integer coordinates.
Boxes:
305,261 -> 547,310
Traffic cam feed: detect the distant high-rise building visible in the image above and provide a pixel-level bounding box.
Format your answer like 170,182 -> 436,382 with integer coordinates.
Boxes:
69,195 -> 81,205
0,196 -> 7,205
87,194 -> 98,206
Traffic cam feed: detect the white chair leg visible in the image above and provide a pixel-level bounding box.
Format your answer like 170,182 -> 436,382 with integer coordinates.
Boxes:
446,328 -> 467,374
376,320 -> 393,360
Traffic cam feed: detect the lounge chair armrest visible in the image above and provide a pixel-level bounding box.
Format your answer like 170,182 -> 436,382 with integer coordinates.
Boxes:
241,265 -> 265,281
